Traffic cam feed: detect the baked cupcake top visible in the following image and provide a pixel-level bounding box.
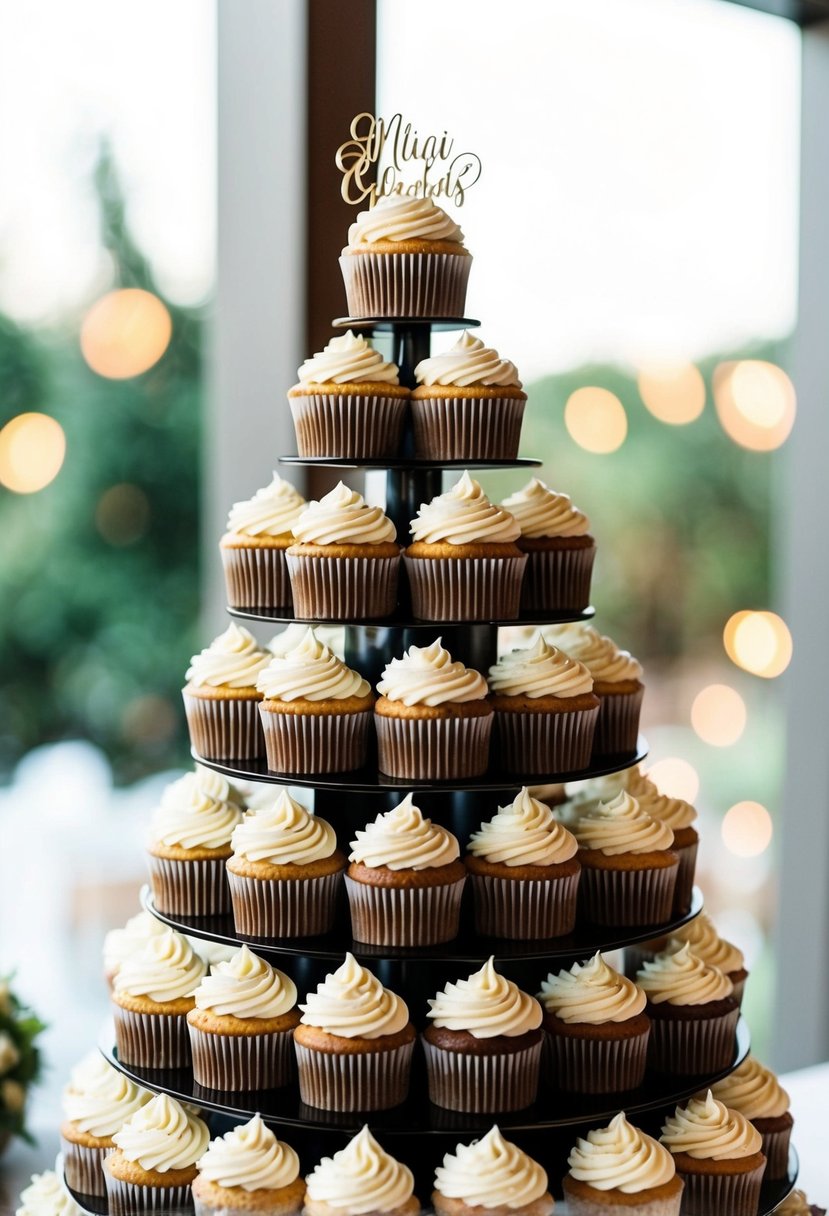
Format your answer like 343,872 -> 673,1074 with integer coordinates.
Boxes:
660,1091 -> 762,1160
667,911 -> 745,974
150,774 -> 242,852
230,790 -> 338,866
409,472 -> 521,546
572,791 -> 674,856
546,623 -> 643,683
427,957 -> 542,1039
488,633 -> 593,699
299,954 -> 410,1039
113,1092 -> 210,1172
297,331 -> 400,386
15,1171 -> 81,1216
291,482 -> 397,546
627,769 -> 697,831
467,786 -> 578,867
256,627 -> 370,702
708,1055 -> 790,1120
539,952 -> 646,1025
501,479 -> 590,539
414,331 -> 521,389
225,472 -> 307,538
193,944 -> 297,1020
103,910 -> 168,977
347,195 -> 464,247
196,1115 -> 300,1193
113,927 -> 206,1003
377,638 -> 488,706
349,793 -> 459,870
62,1052 -> 150,1137
568,1112 -> 676,1193
434,1125 -> 549,1209
305,1126 -> 416,1215
166,766 -> 246,810
186,622 -> 272,690
636,942 -> 733,1006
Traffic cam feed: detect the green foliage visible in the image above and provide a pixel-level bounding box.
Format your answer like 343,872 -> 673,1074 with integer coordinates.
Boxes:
0,978 -> 46,1144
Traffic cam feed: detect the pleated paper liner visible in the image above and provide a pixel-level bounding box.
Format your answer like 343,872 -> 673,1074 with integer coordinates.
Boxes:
591,685 -> 645,757
258,703 -> 373,774
220,544 -> 293,612
289,392 -> 408,458
562,1176 -> 684,1216
147,855 -> 232,918
646,1002 -> 741,1074
285,553 -> 400,620
519,544 -> 596,613
670,1156 -> 767,1216
754,1114 -> 794,1179
344,874 -> 465,946
403,553 -> 527,621
493,702 -> 599,774
226,869 -> 342,938
578,857 -> 679,927
294,1038 -> 414,1111
104,1171 -> 195,1216
410,395 -> 526,461
422,1038 -> 542,1113
374,711 -> 493,780
182,691 -> 264,761
339,251 -> 472,318
60,1137 -> 110,1198
468,869 -> 580,940
541,1020 -> 650,1094
112,1003 -> 191,1069
187,1023 -> 295,1091
672,837 -> 699,917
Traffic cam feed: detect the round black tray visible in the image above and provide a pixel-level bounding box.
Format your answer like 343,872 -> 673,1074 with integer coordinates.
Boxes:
332,316 -> 481,331
228,605 -> 596,629
279,455 -> 542,470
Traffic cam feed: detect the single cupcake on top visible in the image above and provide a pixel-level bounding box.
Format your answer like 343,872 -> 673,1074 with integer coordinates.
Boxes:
346,793 -> 465,947
626,768 -> 699,915
660,1092 -> 767,1216
286,482 -> 400,620
465,787 -> 581,940
546,623 -> 644,757
219,472 -> 307,610
183,623 -> 272,761
304,1126 -> 420,1216
708,1056 -> 793,1180
102,910 -> 168,991
111,927 -> 206,1069
563,1112 -> 683,1215
16,1170 -> 82,1216
501,479 -> 596,613
193,1116 -> 305,1216
404,473 -> 526,621
294,954 -> 416,1112
288,331 -> 408,459
410,331 -> 527,461
423,957 -> 543,1114
103,1092 -> 210,1216
432,1125 -> 553,1216
60,1052 -> 151,1197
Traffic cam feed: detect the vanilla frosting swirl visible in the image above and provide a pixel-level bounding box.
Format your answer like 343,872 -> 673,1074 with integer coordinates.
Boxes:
113,1092 -> 210,1172
291,482 -> 397,546
193,945 -> 297,1019
226,473 -> 307,538
169,767 -> 245,809
257,628 -> 370,701
409,472 -> 521,545
376,638 -> 488,706
150,777 -> 242,851
297,331 -> 400,386
427,957 -> 542,1039
709,1056 -> 790,1120
196,1115 -> 300,1192
545,623 -> 643,683
668,912 -> 745,974
230,790 -> 338,865
414,332 -> 521,389
186,623 -> 271,690
568,1113 -> 676,1193
16,1172 -> 81,1216
636,942 -> 733,1006
113,928 -> 206,1003
502,479 -> 591,538
103,911 -> 168,976
349,794 -> 459,870
305,1126 -> 415,1214
489,633 -> 594,699
660,1091 -> 762,1160
347,195 -> 464,246
62,1053 -> 150,1137
573,791 -> 674,856
468,787 -> 578,867
627,770 -> 697,831
434,1126 -> 549,1209
299,954 -> 410,1039
539,952 -> 647,1025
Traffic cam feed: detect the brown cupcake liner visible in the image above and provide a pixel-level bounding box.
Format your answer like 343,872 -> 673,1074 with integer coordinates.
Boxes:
404,554 -> 527,621
647,1004 -> 740,1074
112,1002 -> 191,1069
672,839 -> 699,916
542,1022 -> 650,1093
104,1172 -> 194,1216
339,251 -> 472,318
520,545 -> 596,613
344,874 -> 465,946
259,705 -> 372,774
285,553 -> 400,621
494,703 -> 599,776
592,686 -> 645,757
188,1023 -> 295,1090
183,692 -> 264,762
579,859 -> 678,927
563,1180 -> 683,1216
289,392 -> 407,459
672,1159 -> 765,1216
756,1122 -> 792,1179
468,870 -> 580,940
410,395 -> 526,461
422,1037 -> 542,1113
294,1038 -> 414,1111
60,1137 -> 109,1197
375,712 -> 493,780
220,545 -> 292,611
227,869 -> 343,939
147,855 -> 231,918
731,974 -> 747,1007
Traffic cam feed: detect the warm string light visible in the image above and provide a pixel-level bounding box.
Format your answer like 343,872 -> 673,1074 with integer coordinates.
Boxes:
564,386 -> 627,453
637,362 -> 705,425
644,757 -> 700,803
690,683 -> 747,747
0,412 -> 66,493
721,800 -> 773,858
713,360 -> 795,451
723,610 -> 792,678
80,288 -> 172,379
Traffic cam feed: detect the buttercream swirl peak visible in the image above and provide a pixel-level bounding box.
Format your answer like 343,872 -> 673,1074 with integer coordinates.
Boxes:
225,472 -> 307,538
113,1092 -> 210,1172
62,1053 -> 151,1138
197,1115 -> 300,1193
489,632 -> 593,699
169,767 -> 245,809
297,331 -> 400,387
636,942 -> 733,1006
502,479 -> 591,539
150,775 -> 242,852
113,927 -> 206,1003
434,1125 -> 549,1209
427,957 -> 542,1039
627,769 -> 697,830
230,789 -> 337,866
103,910 -> 167,975
409,472 -> 521,545
349,793 -> 459,870
468,786 -> 578,867
377,638 -> 488,706
193,944 -> 297,1019
668,911 -> 744,974
573,790 -> 674,857
347,194 -> 465,247
539,952 -> 646,1025
299,954 -> 410,1040
660,1091 -> 762,1160
545,623 -> 643,683
568,1112 -> 676,1194
304,1126 -> 416,1214
15,1171 -> 81,1216
414,331 -> 521,389
257,627 -> 370,702
292,481 -> 397,546
186,622 -> 272,690
708,1055 -> 790,1119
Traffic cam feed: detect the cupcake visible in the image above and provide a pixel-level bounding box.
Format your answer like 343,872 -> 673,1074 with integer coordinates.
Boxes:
546,624 -> 644,756
286,482 -> 400,620
16,1171 -> 82,1215
465,787 -> 581,939
404,473 -> 526,621
256,628 -> 374,774
111,927 -> 206,1069
304,1126 -> 420,1216
193,1116 -> 305,1216
624,769 -> 698,916
571,791 -> 679,927
423,957 -> 543,1113
501,479 -> 596,613
432,1125 -> 553,1216
226,790 -> 345,938
775,1191 -> 826,1214
410,331 -> 527,461
627,911 -> 749,1003
339,194 -> 472,319
660,1091 -> 766,1216
187,945 -> 300,1091
220,473 -> 307,610
60,1052 -> 151,1197
374,638 -> 493,780
183,623 -> 272,761
636,942 -> 739,1074
103,911 -> 169,991
288,331 -> 408,458
345,793 -> 465,946
563,1112 -> 683,1215
103,1092 -> 210,1216
488,634 -> 600,774
708,1056 -> 793,1179
538,952 -> 650,1094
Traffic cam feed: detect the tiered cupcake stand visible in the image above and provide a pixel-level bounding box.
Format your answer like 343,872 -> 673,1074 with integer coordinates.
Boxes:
71,319 -> 797,1215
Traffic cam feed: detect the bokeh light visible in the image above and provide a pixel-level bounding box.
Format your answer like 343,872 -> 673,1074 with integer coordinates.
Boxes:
564,386 -> 628,454
721,800 -> 773,857
691,683 -> 747,746
120,695 -> 178,745
80,288 -> 172,379
637,362 -> 706,425
0,412 -> 66,494
724,610 -> 792,678
95,483 -> 151,546
713,360 -> 795,451
644,757 -> 700,803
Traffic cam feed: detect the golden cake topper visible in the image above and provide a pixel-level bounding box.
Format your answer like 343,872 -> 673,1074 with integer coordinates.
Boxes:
336,112 -> 482,208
